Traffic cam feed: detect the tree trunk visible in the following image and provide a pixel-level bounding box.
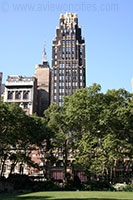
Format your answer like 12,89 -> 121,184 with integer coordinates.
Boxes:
63,140 -> 68,184
0,154 -> 7,177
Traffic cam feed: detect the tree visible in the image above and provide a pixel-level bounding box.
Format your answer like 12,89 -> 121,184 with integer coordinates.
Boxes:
0,101 -> 29,176
62,85 -> 133,183
72,87 -> 132,182
44,103 -> 74,183
0,101 -> 51,177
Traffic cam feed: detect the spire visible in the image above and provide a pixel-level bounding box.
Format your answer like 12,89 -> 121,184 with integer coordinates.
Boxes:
42,41 -> 47,63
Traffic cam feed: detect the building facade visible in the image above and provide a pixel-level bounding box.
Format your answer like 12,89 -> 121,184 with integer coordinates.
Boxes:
51,12 -> 86,105
35,43 -> 51,116
4,75 -> 37,115
0,72 -> 2,97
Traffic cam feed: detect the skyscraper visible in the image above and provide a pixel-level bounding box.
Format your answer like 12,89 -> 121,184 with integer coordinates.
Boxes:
35,42 -> 50,116
51,13 -> 86,105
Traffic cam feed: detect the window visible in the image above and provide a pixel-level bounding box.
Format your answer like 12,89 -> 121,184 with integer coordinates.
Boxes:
62,40 -> 65,45
59,63 -> 64,68
80,82 -> 83,87
59,88 -> 64,93
15,91 -> 21,100
59,82 -> 64,86
55,61 -> 57,65
23,91 -> 29,99
55,48 -> 57,54
54,76 -> 57,80
59,95 -> 63,100
62,28 -> 65,35
65,88 -> 71,94
66,69 -> 71,75
66,76 -> 71,81
31,170 -> 34,174
59,69 -> 64,74
58,153 -> 63,158
72,76 -> 77,81
72,63 -> 76,68
80,48 -> 82,53
62,53 -> 64,59
80,69 -> 82,74
55,55 -> 57,59
66,28 -> 71,37
8,91 -> 13,99
54,69 -> 57,74
59,102 -> 63,106
32,154 -> 36,158
54,89 -> 57,93
62,47 -> 65,52
54,95 -> 56,100
72,47 -> 75,52
59,76 -> 64,81
72,40 -> 75,45
66,82 -> 71,86
72,82 -> 77,86
66,53 -> 70,59
72,69 -> 77,73
66,40 -> 71,45
39,162 -> 43,166
23,103 -> 28,109
72,29 -> 75,36
72,89 -> 76,93
72,53 -> 74,59
66,47 -> 71,52
66,63 -> 70,68
54,82 -> 57,87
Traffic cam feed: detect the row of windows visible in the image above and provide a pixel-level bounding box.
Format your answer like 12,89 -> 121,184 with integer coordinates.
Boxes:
62,47 -> 75,52
54,69 -> 83,74
59,63 -> 77,68
54,81 -> 82,87
55,45 -> 82,53
7,91 -> 29,100
54,44 -> 83,54
62,29 -> 75,37
62,53 -> 74,59
54,56 -> 82,64
62,40 -> 74,45
54,75 -> 83,81
54,81 -> 83,88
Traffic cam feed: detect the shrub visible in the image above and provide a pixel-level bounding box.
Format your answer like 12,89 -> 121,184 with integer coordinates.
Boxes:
7,174 -> 33,190
82,180 -> 114,191
32,179 -> 61,191
113,183 -> 133,192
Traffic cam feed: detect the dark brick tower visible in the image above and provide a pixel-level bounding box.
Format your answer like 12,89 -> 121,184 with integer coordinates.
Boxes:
51,13 -> 86,105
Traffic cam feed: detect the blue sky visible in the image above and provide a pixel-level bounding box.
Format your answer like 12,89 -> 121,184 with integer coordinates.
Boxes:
0,0 -> 133,93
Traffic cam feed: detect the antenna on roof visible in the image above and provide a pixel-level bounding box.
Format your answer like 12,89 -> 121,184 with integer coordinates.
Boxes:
42,41 -> 47,63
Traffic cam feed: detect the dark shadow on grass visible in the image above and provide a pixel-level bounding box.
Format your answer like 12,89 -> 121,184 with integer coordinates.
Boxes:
14,197 -> 132,200
0,194 -> 132,200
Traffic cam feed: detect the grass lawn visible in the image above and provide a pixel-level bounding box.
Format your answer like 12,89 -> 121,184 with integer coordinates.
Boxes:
0,191 -> 133,200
